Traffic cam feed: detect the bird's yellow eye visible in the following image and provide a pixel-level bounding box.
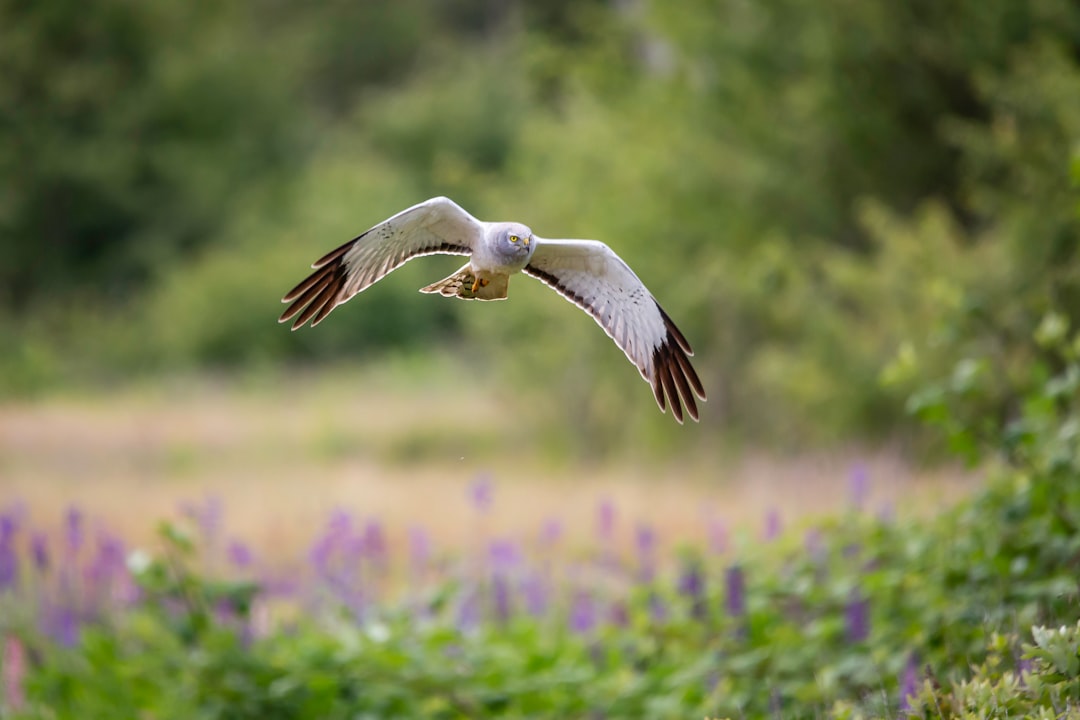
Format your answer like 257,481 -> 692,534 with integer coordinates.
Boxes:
509,235 -> 519,243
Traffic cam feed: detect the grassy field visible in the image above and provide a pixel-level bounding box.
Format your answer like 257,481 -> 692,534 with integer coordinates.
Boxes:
0,364 -> 979,566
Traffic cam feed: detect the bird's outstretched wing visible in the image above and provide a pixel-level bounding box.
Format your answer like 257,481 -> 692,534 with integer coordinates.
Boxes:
280,197 -> 481,329
524,239 -> 706,423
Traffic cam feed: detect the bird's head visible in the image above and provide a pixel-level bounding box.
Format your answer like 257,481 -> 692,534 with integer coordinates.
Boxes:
495,222 -> 534,261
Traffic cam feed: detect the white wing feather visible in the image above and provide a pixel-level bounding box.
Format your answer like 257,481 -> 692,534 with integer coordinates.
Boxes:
524,238 -> 706,423
280,197 -> 480,328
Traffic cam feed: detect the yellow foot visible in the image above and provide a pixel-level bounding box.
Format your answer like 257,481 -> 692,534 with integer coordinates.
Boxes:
470,277 -> 490,293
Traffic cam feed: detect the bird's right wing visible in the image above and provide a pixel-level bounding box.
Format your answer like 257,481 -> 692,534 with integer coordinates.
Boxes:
280,196 -> 481,329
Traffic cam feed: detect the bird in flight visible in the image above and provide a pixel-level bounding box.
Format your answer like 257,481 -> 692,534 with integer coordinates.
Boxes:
279,197 -> 706,422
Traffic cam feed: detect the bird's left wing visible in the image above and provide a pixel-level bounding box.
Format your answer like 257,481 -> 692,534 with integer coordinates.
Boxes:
280,196 -> 481,329
524,238 -> 706,423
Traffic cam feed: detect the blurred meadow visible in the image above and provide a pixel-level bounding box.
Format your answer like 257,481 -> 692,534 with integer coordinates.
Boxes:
2,0 -> 1080,717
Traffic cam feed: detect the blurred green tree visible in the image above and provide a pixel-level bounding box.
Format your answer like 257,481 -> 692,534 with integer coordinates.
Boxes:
0,0 -> 305,310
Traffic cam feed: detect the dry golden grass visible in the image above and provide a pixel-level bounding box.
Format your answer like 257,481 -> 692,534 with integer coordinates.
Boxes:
0,367 -> 981,562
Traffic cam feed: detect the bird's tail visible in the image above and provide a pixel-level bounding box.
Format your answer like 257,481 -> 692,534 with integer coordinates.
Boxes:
419,264 -> 509,300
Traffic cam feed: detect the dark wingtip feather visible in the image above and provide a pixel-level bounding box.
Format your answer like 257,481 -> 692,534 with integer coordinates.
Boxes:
650,319 -> 705,423
656,304 -> 695,356
280,259 -> 347,330
643,300 -> 704,423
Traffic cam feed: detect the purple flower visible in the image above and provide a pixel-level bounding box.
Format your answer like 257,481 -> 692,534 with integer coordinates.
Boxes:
309,509 -> 353,572
0,515 -> 17,592
898,653 -> 920,713
596,499 -> 616,543
1017,657 -> 1033,686
849,463 -> 870,510
648,591 -> 668,623
181,495 -> 223,549
227,540 -> 254,569
31,533 -> 49,573
456,586 -> 480,632
539,517 -> 563,547
608,600 -> 630,627
468,474 -> 494,513
362,520 -> 387,566
64,507 -> 84,556
408,527 -> 431,576
725,565 -> 745,617
492,575 -> 512,622
0,514 -> 14,544
763,508 -> 782,541
569,590 -> 596,634
43,605 -> 80,647
804,528 -> 825,563
489,539 -> 520,570
86,533 -> 125,586
635,523 -> 657,583
677,558 -> 706,620
308,509 -> 364,616
521,573 -> 548,617
488,539 -> 520,622
845,592 -> 870,643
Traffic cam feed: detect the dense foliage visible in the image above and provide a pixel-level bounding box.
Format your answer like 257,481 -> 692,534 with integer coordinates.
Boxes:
3,0 -> 1078,450
1,316 -> 1078,717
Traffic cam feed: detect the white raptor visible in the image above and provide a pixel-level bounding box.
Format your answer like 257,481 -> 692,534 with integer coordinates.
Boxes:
279,197 -> 706,422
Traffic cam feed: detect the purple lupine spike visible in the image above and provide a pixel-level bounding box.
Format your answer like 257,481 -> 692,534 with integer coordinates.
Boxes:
804,528 -> 825,563
489,539 -> 521,571
468,473 -> 494,513
608,600 -> 630,627
489,539 -> 520,622
86,533 -> 125,589
456,586 -> 480,632
45,605 -> 80,647
898,652 -> 920,713
677,558 -> 707,620
845,591 -> 870,643
492,575 -> 512,623
227,540 -> 254,569
596,499 -> 616,543
849,463 -> 870,511
635,523 -> 657,583
199,496 -> 223,544
87,532 -> 137,608
569,590 -> 596,634
763,508 -> 782,541
31,532 -> 49,574
648,591 -> 668,623
407,526 -> 431,576
0,515 -> 17,592
309,509 -> 352,573
308,508 -> 365,618
326,508 -> 354,536
64,507 -> 83,556
540,517 -> 563,547
0,514 -> 14,543
1016,656 -> 1033,687
521,573 -> 548,617
725,565 -> 745,617
362,519 -> 387,566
